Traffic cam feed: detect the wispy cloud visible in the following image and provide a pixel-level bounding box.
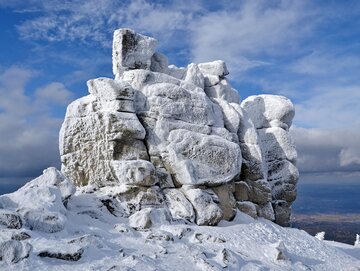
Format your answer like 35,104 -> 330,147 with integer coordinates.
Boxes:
35,82 -> 73,106
190,1 -> 316,75
294,85 -> 360,128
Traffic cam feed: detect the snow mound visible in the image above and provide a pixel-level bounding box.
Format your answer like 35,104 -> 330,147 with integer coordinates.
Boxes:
0,173 -> 358,269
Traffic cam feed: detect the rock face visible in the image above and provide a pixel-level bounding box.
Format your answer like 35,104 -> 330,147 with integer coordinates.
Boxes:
59,28 -> 298,226
241,95 -> 298,226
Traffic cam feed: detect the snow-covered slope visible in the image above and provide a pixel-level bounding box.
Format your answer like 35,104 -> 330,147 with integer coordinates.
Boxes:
0,168 -> 359,270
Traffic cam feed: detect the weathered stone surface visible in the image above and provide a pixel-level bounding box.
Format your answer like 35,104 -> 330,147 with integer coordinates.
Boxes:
213,98 -> 241,133
241,95 -> 295,130
257,202 -> 275,221
198,60 -> 229,77
204,78 -> 240,104
163,188 -> 195,222
113,28 -> 157,78
150,52 -> 169,74
234,181 -> 250,202
212,184 -> 237,221
184,63 -> 204,89
116,186 -> 164,213
258,127 -> 297,163
273,200 -> 291,227
129,208 -> 153,230
87,77 -> 135,101
0,210 -> 22,229
182,187 -> 223,226
240,143 -> 266,181
24,210 -> 66,233
129,207 -> 170,230
242,94 -> 298,227
267,160 -> 299,187
112,160 -> 157,187
59,79 -> 147,186
167,64 -> 187,80
237,201 -> 258,219
11,232 -> 31,241
0,240 -> 32,264
246,179 -> 272,205
166,129 -> 242,186
38,248 -> 84,261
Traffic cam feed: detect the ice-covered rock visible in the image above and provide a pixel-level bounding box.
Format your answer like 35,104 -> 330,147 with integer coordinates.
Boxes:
166,129 -> 242,186
315,232 -> 325,241
113,28 -> 157,78
163,188 -> 195,222
0,210 -> 22,229
198,60 -> 229,77
129,207 -> 170,230
242,94 -> 298,226
58,28 -> 298,227
181,187 -> 223,226
241,95 -> 295,130
0,240 -> 32,264
237,201 -> 257,219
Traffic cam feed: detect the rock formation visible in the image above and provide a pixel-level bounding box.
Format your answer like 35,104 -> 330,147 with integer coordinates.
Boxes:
59,28 -> 298,227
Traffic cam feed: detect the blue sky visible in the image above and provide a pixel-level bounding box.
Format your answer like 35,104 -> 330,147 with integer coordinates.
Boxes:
0,0 -> 360,180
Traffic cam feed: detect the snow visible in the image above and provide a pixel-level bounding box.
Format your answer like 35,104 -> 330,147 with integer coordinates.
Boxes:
0,173 -> 359,270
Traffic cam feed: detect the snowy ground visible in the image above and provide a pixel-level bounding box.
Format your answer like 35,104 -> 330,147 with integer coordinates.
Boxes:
0,169 -> 359,270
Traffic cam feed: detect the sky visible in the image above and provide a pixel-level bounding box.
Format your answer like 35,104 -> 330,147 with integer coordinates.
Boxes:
0,0 -> 360,182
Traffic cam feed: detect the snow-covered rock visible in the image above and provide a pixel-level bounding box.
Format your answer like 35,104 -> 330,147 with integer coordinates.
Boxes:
241,95 -> 295,130
181,187 -> 223,226
0,172 -> 358,269
58,28 -> 298,227
0,240 -> 32,264
198,60 -> 229,77
113,28 -> 157,78
0,210 -> 22,229
242,94 -> 298,226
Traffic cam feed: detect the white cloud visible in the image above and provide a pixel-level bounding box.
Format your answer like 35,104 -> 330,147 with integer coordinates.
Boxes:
291,52 -> 360,77
294,85 -> 360,128
0,67 -> 72,176
189,1 -> 316,77
291,126 -> 360,173
35,82 -> 73,105
339,148 -> 360,167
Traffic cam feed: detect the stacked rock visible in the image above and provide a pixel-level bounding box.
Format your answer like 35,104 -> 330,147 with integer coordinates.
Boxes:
241,95 -> 299,226
59,28 -> 298,227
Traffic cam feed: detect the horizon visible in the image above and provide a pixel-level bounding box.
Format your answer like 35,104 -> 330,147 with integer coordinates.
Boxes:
1,0 -> 360,181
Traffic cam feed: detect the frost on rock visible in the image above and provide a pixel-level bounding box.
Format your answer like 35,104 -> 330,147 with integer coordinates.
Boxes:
241,95 -> 298,226
57,28 -> 298,227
